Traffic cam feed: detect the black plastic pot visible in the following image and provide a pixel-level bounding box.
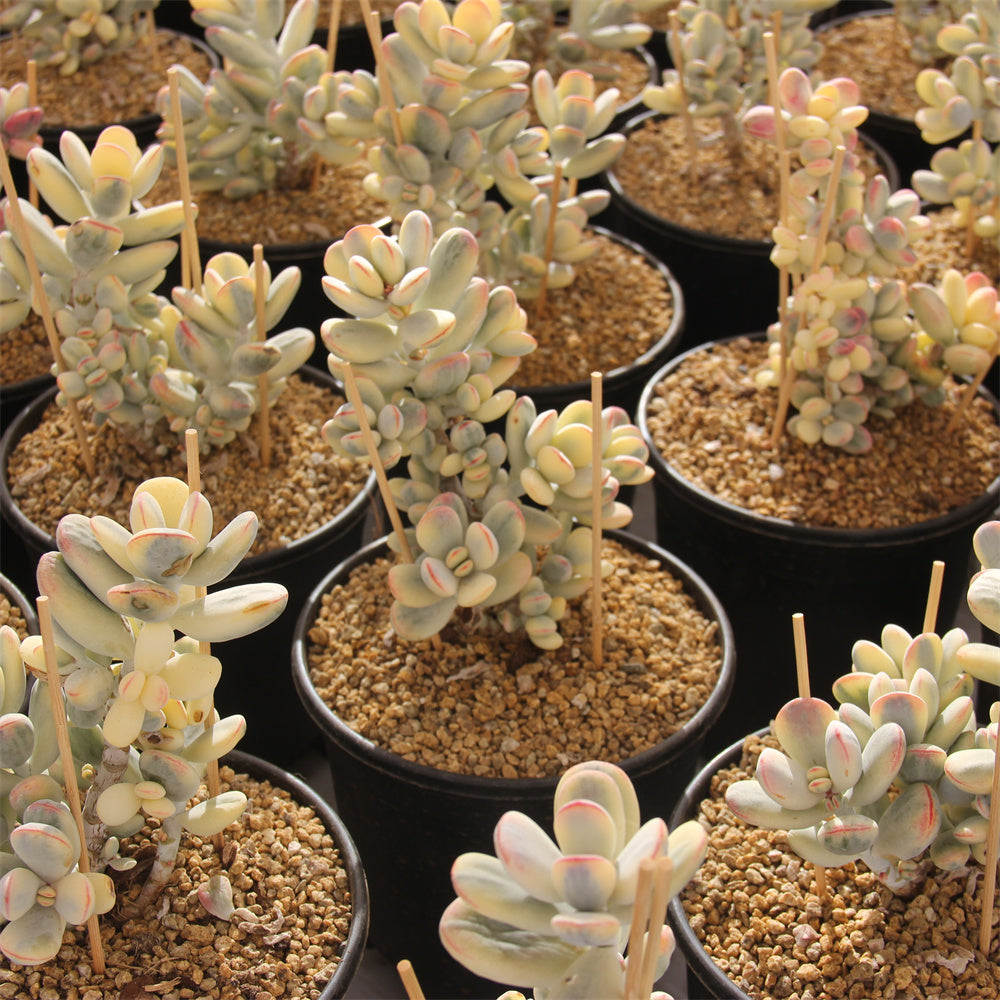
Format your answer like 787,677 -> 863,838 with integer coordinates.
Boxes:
291,529 -> 735,997
666,732 -> 764,1000
638,335 -> 1000,757
603,110 -> 900,348
220,749 -> 370,999
0,367 -> 377,765
510,224 -> 686,416
0,568 -> 39,713
816,5 -> 965,185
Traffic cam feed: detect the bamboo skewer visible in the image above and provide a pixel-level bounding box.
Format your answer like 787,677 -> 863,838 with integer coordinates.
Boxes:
340,362 -> 442,649
397,959 -> 427,1000
638,856 -> 674,1000
623,857 -> 655,1000
252,244 -> 273,468
167,67 -> 202,294
26,59 -> 38,208
771,145 -> 847,446
534,161 -> 564,316
145,9 -> 164,79
590,372 -> 604,668
37,597 -> 107,975
965,120 -> 983,260
922,560 -> 945,634
185,430 -> 224,852
0,143 -> 96,478
668,11 -> 699,176
791,612 -> 828,900
980,717 -> 1000,954
947,339 -> 998,433
359,0 -> 403,146
325,0 -> 345,71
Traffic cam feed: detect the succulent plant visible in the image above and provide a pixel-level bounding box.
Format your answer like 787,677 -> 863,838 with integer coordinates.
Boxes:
641,0 -> 835,160
154,0 -> 379,199
0,83 -> 43,161
440,759 -> 707,997
0,0 -> 160,76
726,533 -> 999,889
0,475 -> 288,964
364,0 -> 626,300
321,208 -> 653,649
894,0 -> 973,66
745,67 -> 1000,452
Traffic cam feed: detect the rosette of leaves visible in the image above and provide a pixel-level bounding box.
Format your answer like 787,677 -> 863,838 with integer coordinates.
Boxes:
0,83 -> 43,160
0,124 -> 186,426
149,251 -> 315,448
440,759 -> 707,997
0,798 -> 115,965
914,0 -> 1000,146
321,209 -> 654,649
0,475 -> 288,956
154,0 -> 378,199
895,0 -> 972,66
641,0 -> 834,159
727,573 -> 999,888
0,0 -> 160,76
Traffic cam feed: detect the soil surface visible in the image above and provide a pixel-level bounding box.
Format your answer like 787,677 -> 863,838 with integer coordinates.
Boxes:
680,731 -> 1000,1000
4,373 -> 373,556
0,765 -> 357,1000
643,336 -> 999,530
306,534 -> 725,778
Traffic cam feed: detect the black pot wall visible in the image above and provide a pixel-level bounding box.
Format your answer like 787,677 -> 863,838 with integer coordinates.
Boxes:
292,530 -> 736,997
639,337 -> 1000,756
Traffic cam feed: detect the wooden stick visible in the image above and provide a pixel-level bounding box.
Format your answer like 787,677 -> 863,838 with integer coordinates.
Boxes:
396,959 -> 426,1000
341,363 -> 442,646
26,59 -> 38,208
185,430 -> 224,851
922,560 -> 945,634
168,67 -> 202,294
980,710 -> 1000,954
792,612 -> 829,900
590,373 -> 603,669
145,9 -> 164,79
966,120 -> 983,260
947,339 -> 999,433
36,597 -> 106,975
667,11 -> 699,176
772,145 -> 846,446
359,0 -> 403,145
624,857 -> 655,1000
325,0 -> 345,71
0,142 -> 96,478
535,161 -> 564,316
252,245 -> 272,468
637,856 -> 674,1000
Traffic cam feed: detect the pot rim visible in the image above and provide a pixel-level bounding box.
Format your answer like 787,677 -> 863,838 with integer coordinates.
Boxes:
221,748 -> 370,998
509,223 -> 687,400
0,569 -> 39,636
636,332 -> 1000,549
605,108 -> 901,250
0,365 -> 377,573
291,527 -> 737,799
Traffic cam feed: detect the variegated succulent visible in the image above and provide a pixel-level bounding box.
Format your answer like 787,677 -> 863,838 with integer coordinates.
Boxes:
727,533 -> 999,889
0,83 -> 43,161
440,759 -> 707,998
363,0 -> 625,297
641,0 -> 835,160
0,0 -> 160,76
154,0 -> 378,199
321,209 -> 653,649
895,0 -> 973,66
0,475 -> 288,965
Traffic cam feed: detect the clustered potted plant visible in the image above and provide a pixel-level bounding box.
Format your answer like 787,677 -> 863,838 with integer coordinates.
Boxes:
0,121 -> 374,761
291,205 -> 734,993
667,518 -> 999,999
358,0 -> 686,410
638,58 -> 999,748
0,472 -> 369,996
